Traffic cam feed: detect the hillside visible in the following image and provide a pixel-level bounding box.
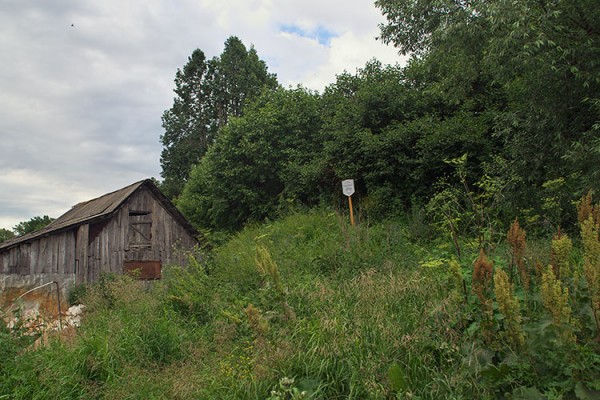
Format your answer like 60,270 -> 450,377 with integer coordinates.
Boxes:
2,203 -> 600,399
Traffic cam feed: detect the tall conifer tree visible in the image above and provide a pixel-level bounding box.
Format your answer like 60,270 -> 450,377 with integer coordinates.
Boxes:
160,36 -> 278,199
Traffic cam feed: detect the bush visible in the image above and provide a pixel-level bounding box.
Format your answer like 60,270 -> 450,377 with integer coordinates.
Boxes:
67,283 -> 87,306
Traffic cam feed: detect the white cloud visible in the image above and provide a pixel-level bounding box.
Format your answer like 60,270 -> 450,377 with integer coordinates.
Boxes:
301,30 -> 406,90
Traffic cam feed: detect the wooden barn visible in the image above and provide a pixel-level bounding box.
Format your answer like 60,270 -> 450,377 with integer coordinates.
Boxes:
0,179 -> 200,310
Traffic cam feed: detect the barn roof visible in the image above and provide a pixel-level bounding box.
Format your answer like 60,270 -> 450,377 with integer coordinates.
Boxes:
0,179 -> 199,250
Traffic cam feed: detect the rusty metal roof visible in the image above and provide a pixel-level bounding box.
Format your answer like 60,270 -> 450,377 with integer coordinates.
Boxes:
0,179 -> 199,250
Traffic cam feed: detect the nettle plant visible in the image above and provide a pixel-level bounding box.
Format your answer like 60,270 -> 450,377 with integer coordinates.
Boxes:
427,154 -> 514,260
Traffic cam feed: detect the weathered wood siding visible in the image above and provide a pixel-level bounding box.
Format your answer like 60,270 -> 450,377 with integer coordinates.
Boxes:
75,224 -> 89,284
124,186 -> 197,266
0,231 -> 76,276
1,180 -> 199,312
86,208 -> 126,282
84,186 -> 197,282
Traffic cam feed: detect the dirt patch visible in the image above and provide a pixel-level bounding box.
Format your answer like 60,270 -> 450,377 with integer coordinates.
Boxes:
1,285 -> 68,316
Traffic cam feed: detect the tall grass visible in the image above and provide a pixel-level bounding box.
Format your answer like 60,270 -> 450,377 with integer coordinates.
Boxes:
0,210 -> 477,398
8,208 -> 597,398
162,210 -> 487,398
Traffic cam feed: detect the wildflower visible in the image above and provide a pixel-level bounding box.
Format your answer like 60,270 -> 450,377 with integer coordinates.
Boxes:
507,218 -> 528,289
550,230 -> 573,279
473,249 -> 493,304
244,303 -> 268,336
581,215 -> 600,339
577,191 -> 600,226
280,377 -> 295,387
541,266 -> 575,343
494,268 -> 525,349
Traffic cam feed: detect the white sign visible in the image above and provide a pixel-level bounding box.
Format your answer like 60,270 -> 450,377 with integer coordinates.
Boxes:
341,179 -> 355,197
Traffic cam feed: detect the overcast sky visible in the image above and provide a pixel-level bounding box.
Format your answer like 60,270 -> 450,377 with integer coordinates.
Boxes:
0,0 -> 405,230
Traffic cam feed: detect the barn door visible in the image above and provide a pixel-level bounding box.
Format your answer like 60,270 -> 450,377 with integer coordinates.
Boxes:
128,211 -> 152,249
127,210 -> 156,263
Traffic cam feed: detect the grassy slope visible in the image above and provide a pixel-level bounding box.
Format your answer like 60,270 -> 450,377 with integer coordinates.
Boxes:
2,210 -> 599,399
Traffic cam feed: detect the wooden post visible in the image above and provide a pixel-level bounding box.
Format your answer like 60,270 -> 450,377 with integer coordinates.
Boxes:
348,196 -> 355,226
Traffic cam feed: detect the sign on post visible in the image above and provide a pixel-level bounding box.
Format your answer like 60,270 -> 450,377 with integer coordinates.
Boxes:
341,179 -> 355,226
341,179 -> 355,197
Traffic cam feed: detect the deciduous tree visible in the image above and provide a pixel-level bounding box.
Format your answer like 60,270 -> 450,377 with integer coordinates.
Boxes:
0,228 -> 15,243
178,87 -> 323,230
13,215 -> 54,236
376,0 -> 600,221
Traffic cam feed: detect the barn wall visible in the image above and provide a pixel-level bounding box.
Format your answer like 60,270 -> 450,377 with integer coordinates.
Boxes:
0,231 -> 76,276
149,191 -> 198,266
127,187 -> 197,266
0,231 -> 77,311
125,186 -> 197,266
125,186 -> 159,262
86,207 -> 128,282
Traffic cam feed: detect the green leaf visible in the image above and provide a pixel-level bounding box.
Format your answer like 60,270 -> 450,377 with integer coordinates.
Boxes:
511,386 -> 546,400
387,362 -> 407,393
480,363 -> 510,382
467,321 -> 480,336
575,382 -> 600,400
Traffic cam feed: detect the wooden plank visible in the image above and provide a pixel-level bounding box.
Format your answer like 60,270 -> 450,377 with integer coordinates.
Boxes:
62,233 -> 68,274
50,236 -> 57,273
57,234 -> 64,274
38,238 -> 46,273
49,236 -> 55,273
76,224 -> 89,284
121,207 -> 128,252
70,231 -> 76,273
87,256 -> 95,282
7,248 -> 17,274
100,226 -> 107,273
29,240 -> 38,274
19,244 -> 30,275
64,232 -> 70,274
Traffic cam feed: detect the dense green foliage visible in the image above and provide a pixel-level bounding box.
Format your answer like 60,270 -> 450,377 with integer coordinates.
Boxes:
0,215 -> 54,243
0,228 -> 15,243
178,87 -> 325,230
178,60 -> 502,231
160,36 -> 278,199
2,206 -> 599,398
173,0 -> 599,233
12,215 -> 54,236
375,0 -> 600,218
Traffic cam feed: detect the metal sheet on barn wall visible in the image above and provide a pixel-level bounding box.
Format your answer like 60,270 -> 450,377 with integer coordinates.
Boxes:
123,260 -> 161,280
